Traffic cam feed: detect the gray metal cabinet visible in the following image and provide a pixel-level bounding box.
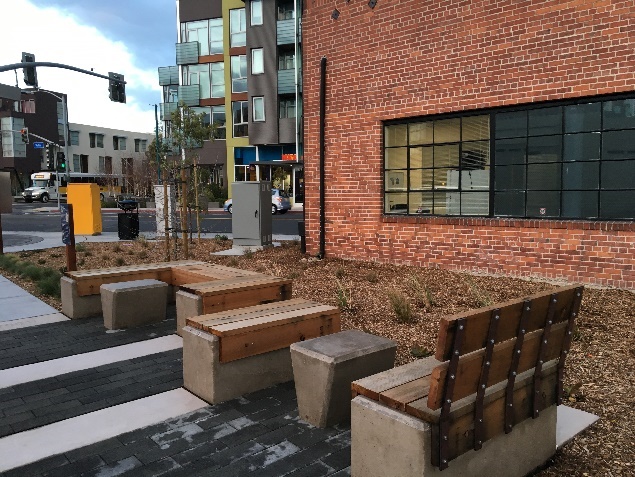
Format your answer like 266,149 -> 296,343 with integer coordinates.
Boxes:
232,181 -> 272,247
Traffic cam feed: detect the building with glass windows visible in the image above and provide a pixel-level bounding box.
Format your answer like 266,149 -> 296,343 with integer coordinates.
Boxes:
158,0 -> 303,202
302,0 -> 635,289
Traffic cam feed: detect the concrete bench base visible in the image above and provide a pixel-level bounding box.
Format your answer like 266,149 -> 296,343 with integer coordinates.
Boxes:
175,291 -> 202,337
182,325 -> 293,404
101,279 -> 168,330
351,396 -> 557,477
291,330 -> 397,428
61,276 -> 103,319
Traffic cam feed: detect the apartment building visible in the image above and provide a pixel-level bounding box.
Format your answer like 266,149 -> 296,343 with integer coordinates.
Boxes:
302,0 -> 635,289
158,0 -> 303,201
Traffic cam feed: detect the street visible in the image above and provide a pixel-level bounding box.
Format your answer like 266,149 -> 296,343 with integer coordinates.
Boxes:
2,202 -> 303,236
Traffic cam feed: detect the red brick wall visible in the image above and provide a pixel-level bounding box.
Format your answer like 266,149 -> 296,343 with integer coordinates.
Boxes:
302,0 -> 635,289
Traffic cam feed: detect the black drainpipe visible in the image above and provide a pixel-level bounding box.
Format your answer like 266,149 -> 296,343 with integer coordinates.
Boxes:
319,56 -> 326,259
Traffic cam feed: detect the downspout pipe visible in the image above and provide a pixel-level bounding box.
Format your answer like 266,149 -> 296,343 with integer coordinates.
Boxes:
319,56 -> 326,259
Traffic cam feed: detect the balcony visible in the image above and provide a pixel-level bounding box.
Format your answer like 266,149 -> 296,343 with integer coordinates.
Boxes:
277,19 -> 301,45
176,42 -> 199,65
158,66 -> 179,86
160,102 -> 178,121
277,69 -> 302,94
177,85 -> 200,107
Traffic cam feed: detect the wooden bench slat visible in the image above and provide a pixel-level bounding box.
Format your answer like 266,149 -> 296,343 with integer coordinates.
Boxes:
201,304 -> 338,336
379,377 -> 431,412
171,264 -> 261,286
201,285 -> 292,314
183,276 -> 292,296
186,299 -> 314,330
218,312 -> 341,363
427,321 -> 568,410
435,285 -> 579,362
67,260 -> 202,278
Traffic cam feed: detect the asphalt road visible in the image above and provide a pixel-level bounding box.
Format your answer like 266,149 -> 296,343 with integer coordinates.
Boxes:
2,203 -> 303,236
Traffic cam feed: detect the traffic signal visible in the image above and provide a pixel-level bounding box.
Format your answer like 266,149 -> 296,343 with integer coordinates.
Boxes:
20,128 -> 29,144
56,152 -> 66,172
21,52 -> 38,88
108,72 -> 126,103
46,145 -> 54,169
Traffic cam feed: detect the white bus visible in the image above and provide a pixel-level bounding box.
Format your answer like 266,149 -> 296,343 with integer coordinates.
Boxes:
23,172 -> 123,203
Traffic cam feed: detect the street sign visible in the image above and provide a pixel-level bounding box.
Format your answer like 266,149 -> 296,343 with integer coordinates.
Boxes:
33,141 -> 44,149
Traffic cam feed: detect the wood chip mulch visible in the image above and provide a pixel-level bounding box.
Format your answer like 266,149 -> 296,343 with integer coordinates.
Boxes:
2,238 -> 634,476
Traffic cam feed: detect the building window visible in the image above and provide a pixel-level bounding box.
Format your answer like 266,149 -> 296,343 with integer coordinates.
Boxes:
89,133 -> 104,148
231,55 -> 247,93
184,64 -> 211,100
72,154 -> 80,172
230,8 -> 246,47
181,18 -> 223,56
211,62 -> 225,98
232,101 -> 249,137
253,97 -> 265,122
251,0 -> 263,25
279,97 -> 296,118
135,139 -> 148,153
163,85 -> 178,103
212,106 -> 226,139
98,156 -> 105,173
69,130 -> 80,146
278,50 -> 295,70
113,136 -> 126,151
105,156 -> 113,174
251,48 -> 264,75
20,99 -> 36,113
277,0 -> 295,20
384,95 -> 635,220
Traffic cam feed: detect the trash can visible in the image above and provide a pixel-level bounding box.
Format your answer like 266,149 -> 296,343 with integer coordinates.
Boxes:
117,200 -> 139,240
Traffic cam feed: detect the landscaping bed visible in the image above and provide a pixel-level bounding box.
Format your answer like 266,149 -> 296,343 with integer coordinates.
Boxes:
1,238 -> 633,476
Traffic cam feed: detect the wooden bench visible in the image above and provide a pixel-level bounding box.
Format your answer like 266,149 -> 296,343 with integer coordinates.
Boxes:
175,274 -> 293,335
182,298 -> 341,404
351,285 -> 585,477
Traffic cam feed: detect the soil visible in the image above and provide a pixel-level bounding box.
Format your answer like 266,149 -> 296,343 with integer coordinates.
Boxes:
2,238 -> 634,476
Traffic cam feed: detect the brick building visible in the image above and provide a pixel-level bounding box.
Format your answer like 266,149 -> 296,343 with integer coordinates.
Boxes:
302,0 -> 635,289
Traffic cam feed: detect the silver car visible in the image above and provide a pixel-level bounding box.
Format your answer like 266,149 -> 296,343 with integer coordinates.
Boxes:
224,189 -> 292,215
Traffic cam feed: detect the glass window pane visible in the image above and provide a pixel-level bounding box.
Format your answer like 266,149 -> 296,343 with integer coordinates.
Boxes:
602,130 -> 635,160
495,138 -> 526,165
253,97 -> 265,121
252,49 -> 264,74
528,106 -> 562,136
527,191 -> 560,217
409,192 -> 433,214
462,115 -> 489,141
495,165 -> 525,190
251,0 -> 263,25
385,192 -> 408,213
409,169 -> 433,190
209,19 -> 223,54
528,135 -> 561,163
563,132 -> 600,162
563,162 -> 599,190
434,144 -> 459,168
600,191 -> 635,219
601,160 -> 635,189
435,169 -> 457,190
409,122 -> 433,145
385,148 -> 407,169
460,192 -> 489,215
410,146 -> 433,169
603,99 -> 635,130
432,191 -> 449,215
462,141 -> 489,169
385,171 -> 407,191
461,169 -> 490,190
527,163 -> 561,190
562,191 -> 598,218
564,102 -> 601,133
434,118 -> 460,143
385,125 -> 407,147
495,111 -> 527,138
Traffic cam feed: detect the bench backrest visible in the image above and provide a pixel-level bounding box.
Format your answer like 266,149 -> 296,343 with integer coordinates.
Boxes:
428,284 -> 584,469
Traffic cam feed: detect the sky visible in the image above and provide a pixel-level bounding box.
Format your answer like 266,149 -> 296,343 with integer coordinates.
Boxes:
0,0 -> 177,134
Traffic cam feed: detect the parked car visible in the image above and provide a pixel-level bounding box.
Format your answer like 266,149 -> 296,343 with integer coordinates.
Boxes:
224,189 -> 291,215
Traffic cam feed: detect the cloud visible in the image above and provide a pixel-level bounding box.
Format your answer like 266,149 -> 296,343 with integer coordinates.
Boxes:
0,0 -> 169,134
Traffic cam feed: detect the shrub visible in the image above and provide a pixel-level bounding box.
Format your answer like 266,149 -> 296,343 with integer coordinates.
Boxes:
37,258 -> 47,265
365,271 -> 379,283
214,234 -> 229,241
22,264 -> 43,281
387,289 -> 414,323
75,243 -> 87,253
335,267 -> 345,279
36,270 -> 62,298
409,275 -> 434,309
115,257 -> 125,266
335,279 -> 352,311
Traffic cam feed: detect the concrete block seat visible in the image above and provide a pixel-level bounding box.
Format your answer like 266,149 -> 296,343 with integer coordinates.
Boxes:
100,279 -> 168,330
175,274 -> 293,336
350,285 -> 597,477
183,298 -> 340,404
290,330 -> 397,428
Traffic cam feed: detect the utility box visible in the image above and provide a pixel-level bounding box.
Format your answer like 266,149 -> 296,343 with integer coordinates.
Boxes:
67,183 -> 102,235
232,181 -> 272,247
